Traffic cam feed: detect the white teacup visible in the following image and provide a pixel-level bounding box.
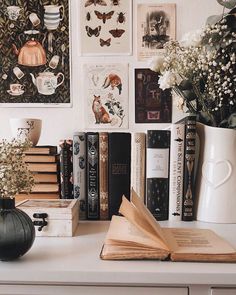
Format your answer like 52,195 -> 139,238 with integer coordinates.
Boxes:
10,83 -> 24,94
10,118 -> 42,146
7,6 -> 21,21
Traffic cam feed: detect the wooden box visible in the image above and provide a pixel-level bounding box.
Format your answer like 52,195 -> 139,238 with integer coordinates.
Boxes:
17,199 -> 79,237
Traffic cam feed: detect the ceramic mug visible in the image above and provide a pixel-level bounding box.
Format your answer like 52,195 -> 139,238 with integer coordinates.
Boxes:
10,118 -> 42,146
6,6 -> 21,21
44,5 -> 64,30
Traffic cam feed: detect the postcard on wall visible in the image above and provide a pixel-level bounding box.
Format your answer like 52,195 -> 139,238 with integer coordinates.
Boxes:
0,0 -> 71,107
135,68 -> 172,123
80,0 -> 132,55
84,63 -> 129,129
137,3 -> 176,61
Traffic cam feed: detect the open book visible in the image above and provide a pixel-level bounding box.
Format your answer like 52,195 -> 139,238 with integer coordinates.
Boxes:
100,190 -> 236,262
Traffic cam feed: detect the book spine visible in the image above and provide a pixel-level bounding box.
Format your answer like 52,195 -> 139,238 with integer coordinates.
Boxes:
86,133 -> 99,220
168,123 -> 185,221
108,133 -> 131,219
73,132 -> 87,220
59,140 -> 73,199
131,132 -> 146,203
182,116 -> 196,221
99,132 -> 109,220
146,130 -> 170,221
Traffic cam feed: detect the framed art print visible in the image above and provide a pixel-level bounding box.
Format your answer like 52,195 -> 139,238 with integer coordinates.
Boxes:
84,63 -> 129,129
135,68 -> 172,123
0,0 -> 71,107
137,3 -> 176,61
80,0 -> 132,55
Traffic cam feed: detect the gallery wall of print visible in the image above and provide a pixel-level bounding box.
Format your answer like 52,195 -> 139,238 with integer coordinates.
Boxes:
0,0 -> 70,106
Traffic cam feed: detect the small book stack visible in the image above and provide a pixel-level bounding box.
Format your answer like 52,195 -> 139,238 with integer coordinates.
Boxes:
15,146 -> 60,203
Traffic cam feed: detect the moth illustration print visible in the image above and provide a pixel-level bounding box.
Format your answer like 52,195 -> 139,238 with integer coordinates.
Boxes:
85,0 -> 107,7
94,10 -> 114,24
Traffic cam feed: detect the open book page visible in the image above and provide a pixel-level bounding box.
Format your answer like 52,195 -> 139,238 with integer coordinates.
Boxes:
101,215 -> 169,260
119,192 -> 169,251
163,228 -> 236,262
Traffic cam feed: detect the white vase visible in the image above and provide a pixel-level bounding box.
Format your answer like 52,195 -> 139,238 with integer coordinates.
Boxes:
195,122 -> 236,223
10,118 -> 42,146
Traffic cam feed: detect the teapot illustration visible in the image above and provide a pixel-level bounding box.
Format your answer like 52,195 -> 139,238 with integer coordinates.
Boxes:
13,30 -> 46,67
30,71 -> 65,95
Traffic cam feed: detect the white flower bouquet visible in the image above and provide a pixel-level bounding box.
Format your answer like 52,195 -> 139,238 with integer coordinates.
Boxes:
0,139 -> 34,199
150,0 -> 236,128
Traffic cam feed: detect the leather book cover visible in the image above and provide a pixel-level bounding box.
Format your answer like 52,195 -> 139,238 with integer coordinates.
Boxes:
86,132 -> 99,220
108,132 -> 131,219
146,130 -> 170,220
99,132 -> 109,220
182,115 -> 197,221
59,140 -> 73,199
73,132 -> 86,220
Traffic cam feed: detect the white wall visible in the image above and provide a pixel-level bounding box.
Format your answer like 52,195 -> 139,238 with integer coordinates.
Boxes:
0,0 -> 223,145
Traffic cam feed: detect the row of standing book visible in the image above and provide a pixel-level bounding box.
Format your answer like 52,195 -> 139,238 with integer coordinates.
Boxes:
15,115 -> 197,222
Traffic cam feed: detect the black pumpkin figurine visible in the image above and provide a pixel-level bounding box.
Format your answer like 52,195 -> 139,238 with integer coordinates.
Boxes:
0,198 -> 35,261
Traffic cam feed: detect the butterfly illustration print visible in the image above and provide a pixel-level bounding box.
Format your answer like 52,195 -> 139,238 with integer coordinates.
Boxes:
99,38 -> 111,47
85,0 -> 107,7
109,28 -> 125,38
85,26 -> 101,37
94,10 -> 114,24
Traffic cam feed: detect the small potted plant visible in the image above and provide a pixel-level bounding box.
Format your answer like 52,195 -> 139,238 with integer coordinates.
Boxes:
149,0 -> 236,223
0,138 -> 35,261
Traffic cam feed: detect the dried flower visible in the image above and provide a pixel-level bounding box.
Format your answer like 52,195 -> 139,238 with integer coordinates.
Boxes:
0,139 -> 34,199
150,2 -> 236,128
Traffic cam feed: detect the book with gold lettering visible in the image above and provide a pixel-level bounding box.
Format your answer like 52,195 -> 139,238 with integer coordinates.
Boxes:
100,189 -> 236,262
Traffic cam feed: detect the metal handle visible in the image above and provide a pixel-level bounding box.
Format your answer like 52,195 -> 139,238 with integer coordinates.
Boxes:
33,213 -> 48,231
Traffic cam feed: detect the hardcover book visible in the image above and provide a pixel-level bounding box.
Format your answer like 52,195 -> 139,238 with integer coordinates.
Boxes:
108,132 -> 131,219
100,190 -> 236,262
24,154 -> 58,163
99,132 -> 109,220
146,130 -> 170,220
181,115 -> 197,221
168,122 -> 185,221
73,132 -> 87,220
59,140 -> 74,199
86,132 -> 100,220
131,132 -> 146,202
25,146 -> 58,155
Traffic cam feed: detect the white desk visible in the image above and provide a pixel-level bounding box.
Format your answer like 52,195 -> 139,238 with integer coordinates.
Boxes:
0,221 -> 236,295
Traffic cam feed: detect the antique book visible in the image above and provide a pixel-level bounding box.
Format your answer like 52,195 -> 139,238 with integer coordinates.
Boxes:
15,193 -> 60,203
25,146 -> 58,155
32,173 -> 58,183
24,154 -> 58,163
100,190 -> 236,262
168,122 -> 185,221
28,162 -> 58,173
86,132 -> 100,220
146,130 -> 170,220
99,132 -> 109,220
73,132 -> 87,220
108,132 -> 131,219
181,115 -> 197,221
130,132 -> 146,203
31,183 -> 59,193
59,140 -> 74,199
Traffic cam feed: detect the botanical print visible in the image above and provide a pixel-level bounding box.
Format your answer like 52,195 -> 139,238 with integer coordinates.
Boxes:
135,68 -> 172,123
80,0 -> 132,55
0,0 -> 70,107
137,3 -> 176,61
84,63 -> 128,129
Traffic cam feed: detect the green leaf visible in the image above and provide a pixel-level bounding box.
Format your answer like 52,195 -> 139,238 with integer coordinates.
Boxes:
206,14 -> 223,25
217,0 -> 236,9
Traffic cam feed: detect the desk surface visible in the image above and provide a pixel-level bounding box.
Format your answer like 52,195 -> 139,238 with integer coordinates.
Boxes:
1,221 -> 236,286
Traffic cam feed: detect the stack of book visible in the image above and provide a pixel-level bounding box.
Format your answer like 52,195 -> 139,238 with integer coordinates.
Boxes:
15,146 -> 60,203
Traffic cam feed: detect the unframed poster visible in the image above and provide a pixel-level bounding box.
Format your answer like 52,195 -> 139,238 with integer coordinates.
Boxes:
0,0 -> 71,107
84,63 -> 129,129
80,0 -> 132,55
137,3 -> 176,61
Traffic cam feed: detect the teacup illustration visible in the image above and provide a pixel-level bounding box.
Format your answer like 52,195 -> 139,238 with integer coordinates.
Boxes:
7,6 -> 22,21
44,5 -> 64,30
7,83 -> 24,96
